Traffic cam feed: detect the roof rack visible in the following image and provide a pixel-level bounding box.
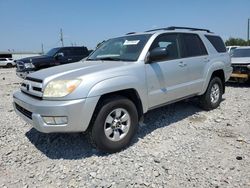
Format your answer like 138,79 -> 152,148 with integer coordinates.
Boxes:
146,26 -> 211,33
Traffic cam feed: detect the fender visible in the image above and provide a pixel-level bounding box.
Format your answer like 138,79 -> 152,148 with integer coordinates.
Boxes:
200,61 -> 225,95
87,75 -> 148,113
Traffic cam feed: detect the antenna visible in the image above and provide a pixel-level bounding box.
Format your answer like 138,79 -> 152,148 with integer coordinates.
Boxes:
41,43 -> 44,54
60,28 -> 64,47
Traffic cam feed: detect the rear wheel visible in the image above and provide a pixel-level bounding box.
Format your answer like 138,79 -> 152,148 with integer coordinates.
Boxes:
89,96 -> 138,153
200,77 -> 223,110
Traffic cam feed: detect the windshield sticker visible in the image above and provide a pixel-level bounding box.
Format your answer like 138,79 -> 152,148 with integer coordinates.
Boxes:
123,40 -> 140,45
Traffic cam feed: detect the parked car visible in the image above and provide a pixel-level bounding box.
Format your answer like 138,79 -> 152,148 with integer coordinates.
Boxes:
226,46 -> 239,54
0,58 -> 16,68
230,46 -> 250,82
16,46 -> 90,78
13,26 -> 232,153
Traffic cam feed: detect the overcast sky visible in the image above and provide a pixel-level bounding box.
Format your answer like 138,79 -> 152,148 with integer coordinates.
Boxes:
0,0 -> 249,52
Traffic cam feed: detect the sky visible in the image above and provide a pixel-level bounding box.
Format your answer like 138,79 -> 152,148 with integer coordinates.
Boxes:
0,0 -> 249,52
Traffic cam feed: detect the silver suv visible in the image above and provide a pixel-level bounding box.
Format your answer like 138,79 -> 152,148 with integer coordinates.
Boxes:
13,27 -> 232,153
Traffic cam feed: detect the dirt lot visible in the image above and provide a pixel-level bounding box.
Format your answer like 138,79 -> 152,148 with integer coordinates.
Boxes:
0,68 -> 249,188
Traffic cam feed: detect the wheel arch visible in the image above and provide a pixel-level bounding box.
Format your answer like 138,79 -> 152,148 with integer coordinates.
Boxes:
201,64 -> 226,95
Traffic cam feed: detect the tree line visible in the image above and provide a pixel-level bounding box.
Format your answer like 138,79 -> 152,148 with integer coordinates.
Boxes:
225,38 -> 250,46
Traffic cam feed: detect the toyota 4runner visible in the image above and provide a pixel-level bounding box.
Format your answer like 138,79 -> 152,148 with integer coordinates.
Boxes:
13,27 -> 232,153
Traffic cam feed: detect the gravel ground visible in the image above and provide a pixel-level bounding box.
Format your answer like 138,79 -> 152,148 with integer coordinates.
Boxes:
0,68 -> 250,188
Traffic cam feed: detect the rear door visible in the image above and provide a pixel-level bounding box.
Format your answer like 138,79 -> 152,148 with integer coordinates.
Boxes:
145,33 -> 189,108
180,33 -> 209,95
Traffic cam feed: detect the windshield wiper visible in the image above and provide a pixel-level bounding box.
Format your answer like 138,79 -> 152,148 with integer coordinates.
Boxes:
97,57 -> 122,61
87,57 -> 134,62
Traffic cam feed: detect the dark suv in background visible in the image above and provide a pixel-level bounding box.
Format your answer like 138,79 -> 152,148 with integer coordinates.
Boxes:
16,46 -> 90,78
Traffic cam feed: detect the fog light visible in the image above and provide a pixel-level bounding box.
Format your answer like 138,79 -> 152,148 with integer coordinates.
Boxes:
247,64 -> 250,70
42,116 -> 68,125
43,116 -> 55,125
54,117 -> 68,125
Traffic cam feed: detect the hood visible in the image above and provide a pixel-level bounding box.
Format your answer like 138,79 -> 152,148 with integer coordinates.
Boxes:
28,60 -> 135,82
231,57 -> 250,65
18,55 -> 52,64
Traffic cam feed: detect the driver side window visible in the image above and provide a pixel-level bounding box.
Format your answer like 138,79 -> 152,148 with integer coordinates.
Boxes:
150,34 -> 181,61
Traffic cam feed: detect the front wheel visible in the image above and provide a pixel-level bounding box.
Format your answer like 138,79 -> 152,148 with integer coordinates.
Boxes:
200,77 -> 223,110
89,96 -> 138,153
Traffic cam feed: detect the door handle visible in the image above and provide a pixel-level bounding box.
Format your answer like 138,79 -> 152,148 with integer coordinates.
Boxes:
204,58 -> 210,63
178,61 -> 187,67
68,59 -> 72,61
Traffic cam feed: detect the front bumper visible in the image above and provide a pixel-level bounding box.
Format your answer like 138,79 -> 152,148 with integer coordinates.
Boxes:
13,91 -> 99,133
230,64 -> 250,79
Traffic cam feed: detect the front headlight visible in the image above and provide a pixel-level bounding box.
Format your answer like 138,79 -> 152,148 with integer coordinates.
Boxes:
24,63 -> 35,69
247,64 -> 250,70
43,79 -> 82,98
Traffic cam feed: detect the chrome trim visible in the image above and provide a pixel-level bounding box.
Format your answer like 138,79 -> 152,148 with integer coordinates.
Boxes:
21,79 -> 43,97
16,61 -> 25,71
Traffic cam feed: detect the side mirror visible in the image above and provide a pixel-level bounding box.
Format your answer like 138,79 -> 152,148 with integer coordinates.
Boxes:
55,52 -> 64,60
148,47 -> 168,63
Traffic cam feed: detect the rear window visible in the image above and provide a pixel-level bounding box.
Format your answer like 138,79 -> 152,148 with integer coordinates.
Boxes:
205,35 -> 226,53
71,48 -> 89,56
232,49 -> 250,57
182,34 -> 208,57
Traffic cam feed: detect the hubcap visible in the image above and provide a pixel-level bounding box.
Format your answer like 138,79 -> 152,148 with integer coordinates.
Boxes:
210,83 -> 220,104
104,108 -> 131,142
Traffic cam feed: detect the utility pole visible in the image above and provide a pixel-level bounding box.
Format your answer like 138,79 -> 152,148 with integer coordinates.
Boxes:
248,18 -> 250,45
41,43 -> 44,54
60,28 -> 64,47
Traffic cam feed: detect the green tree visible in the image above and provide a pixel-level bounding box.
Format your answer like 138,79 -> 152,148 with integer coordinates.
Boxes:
225,38 -> 249,46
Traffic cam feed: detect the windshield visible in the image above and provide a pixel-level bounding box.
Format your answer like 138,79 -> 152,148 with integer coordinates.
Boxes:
232,48 -> 250,57
88,34 -> 152,61
46,48 -> 60,56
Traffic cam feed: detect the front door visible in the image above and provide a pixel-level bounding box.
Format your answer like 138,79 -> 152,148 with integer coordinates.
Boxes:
145,33 -> 189,109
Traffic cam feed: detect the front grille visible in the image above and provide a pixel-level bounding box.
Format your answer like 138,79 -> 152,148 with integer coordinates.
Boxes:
15,103 -> 32,119
20,77 -> 43,98
21,90 -> 42,100
232,64 -> 249,74
16,61 -> 25,71
26,76 -> 43,83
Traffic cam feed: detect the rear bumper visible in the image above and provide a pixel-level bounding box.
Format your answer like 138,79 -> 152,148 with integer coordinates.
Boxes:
225,66 -> 233,81
13,91 -> 99,133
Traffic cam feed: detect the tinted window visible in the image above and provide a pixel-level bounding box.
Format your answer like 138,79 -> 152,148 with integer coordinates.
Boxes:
182,34 -> 207,57
232,49 -> 250,57
71,48 -> 89,56
0,58 -> 7,61
150,34 -> 180,60
60,48 -> 72,57
205,35 -> 226,53
46,48 -> 60,56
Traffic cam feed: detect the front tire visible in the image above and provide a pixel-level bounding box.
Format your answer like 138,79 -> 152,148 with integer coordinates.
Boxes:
200,77 -> 223,110
89,96 -> 138,153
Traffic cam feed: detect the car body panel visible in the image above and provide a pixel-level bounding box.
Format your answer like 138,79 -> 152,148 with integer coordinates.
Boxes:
13,28 -> 231,133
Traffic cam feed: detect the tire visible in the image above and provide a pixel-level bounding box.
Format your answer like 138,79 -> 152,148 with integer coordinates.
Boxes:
88,96 -> 138,153
6,63 -> 12,68
200,77 -> 223,111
